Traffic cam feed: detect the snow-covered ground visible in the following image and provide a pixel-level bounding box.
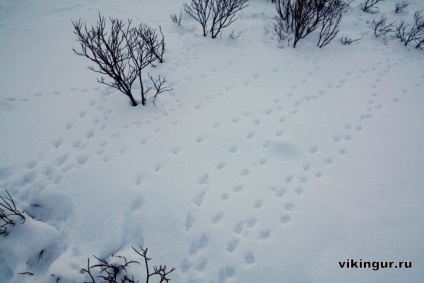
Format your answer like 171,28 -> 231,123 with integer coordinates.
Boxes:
1,0 -> 423,282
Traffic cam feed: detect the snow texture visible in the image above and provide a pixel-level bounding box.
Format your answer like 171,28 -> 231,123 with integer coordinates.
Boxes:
0,0 -> 423,282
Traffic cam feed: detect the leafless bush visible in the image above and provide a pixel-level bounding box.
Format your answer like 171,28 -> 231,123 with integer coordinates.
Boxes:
340,35 -> 363,44
371,14 -> 395,37
137,25 -> 166,64
82,246 -> 175,283
317,1 -> 343,47
184,0 -> 212,36
1,189 -> 26,235
170,10 -> 183,26
274,0 -> 344,48
183,0 -> 248,38
395,1 -> 409,14
72,14 -> 170,106
209,0 -> 249,38
361,0 -> 384,13
395,10 -> 424,48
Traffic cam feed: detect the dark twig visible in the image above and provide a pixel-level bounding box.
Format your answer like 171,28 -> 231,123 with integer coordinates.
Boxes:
340,35 -> 363,44
170,10 -> 183,26
1,189 -> 26,234
361,0 -> 384,13
148,74 -> 173,105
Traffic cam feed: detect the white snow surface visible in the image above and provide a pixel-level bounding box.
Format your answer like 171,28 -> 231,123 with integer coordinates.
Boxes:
1,0 -> 424,282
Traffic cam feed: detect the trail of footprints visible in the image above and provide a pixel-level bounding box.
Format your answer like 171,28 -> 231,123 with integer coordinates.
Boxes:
2,85 -> 176,197
180,52 -> 403,281
2,38 -> 420,283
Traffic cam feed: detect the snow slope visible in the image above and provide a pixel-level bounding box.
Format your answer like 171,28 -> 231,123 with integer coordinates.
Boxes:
1,0 -> 423,282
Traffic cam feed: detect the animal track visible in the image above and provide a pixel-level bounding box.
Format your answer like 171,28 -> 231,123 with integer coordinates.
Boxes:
185,212 -> 195,231
193,190 -> 206,206
309,146 -> 318,154
86,130 -> 94,139
76,155 -> 88,165
25,160 -> 37,169
211,211 -> 224,224
244,251 -> 255,265
258,229 -> 270,239
188,234 -> 209,256
226,239 -> 239,253
258,157 -> 267,165
253,199 -> 263,209
52,139 -> 62,148
216,162 -> 226,170
284,202 -> 295,211
280,214 -> 291,224
198,174 -> 209,185
55,154 -> 68,166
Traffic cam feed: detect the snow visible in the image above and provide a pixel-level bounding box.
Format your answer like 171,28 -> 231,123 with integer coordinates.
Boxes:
1,0 -> 424,282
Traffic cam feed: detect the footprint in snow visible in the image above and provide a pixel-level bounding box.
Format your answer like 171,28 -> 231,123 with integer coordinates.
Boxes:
188,234 -> 209,256
226,238 -> 239,253
244,251 -> 255,265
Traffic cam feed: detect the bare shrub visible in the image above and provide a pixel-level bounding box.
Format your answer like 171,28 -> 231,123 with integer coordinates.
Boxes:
395,10 -> 424,48
361,0 -> 384,13
371,14 -> 395,37
72,14 -> 170,106
1,189 -> 26,235
82,246 -> 175,283
183,0 -> 212,36
274,0 -> 344,48
137,25 -> 166,64
317,1 -> 344,47
210,0 -> 249,38
395,1 -> 409,14
183,0 -> 248,38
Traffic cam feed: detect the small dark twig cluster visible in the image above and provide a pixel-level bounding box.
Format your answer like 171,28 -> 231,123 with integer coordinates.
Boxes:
183,0 -> 248,38
82,246 -> 175,283
361,0 -> 384,13
395,1 -> 409,14
170,10 -> 183,26
1,189 -> 26,235
371,14 -> 395,37
228,30 -> 243,39
148,74 -> 173,105
340,35 -> 363,44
